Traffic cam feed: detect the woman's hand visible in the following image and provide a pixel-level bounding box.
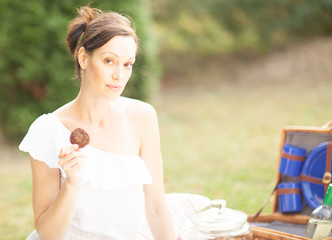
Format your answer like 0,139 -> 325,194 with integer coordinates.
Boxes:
58,144 -> 86,186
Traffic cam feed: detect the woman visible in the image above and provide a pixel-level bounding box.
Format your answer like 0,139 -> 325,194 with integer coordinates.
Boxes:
19,5 -> 177,240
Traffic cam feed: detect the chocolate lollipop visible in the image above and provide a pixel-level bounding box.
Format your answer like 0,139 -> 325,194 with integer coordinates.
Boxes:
70,128 -> 90,148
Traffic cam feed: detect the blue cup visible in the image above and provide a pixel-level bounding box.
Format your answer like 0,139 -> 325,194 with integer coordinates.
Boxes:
279,144 -> 306,177
278,182 -> 302,213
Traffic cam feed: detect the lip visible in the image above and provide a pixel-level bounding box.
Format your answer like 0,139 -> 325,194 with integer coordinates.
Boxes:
106,84 -> 121,90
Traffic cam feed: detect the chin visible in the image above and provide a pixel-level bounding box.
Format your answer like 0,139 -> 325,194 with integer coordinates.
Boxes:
105,94 -> 121,101
102,88 -> 125,101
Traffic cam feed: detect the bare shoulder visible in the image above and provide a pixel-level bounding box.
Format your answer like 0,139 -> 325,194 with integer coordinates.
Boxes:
52,100 -> 75,118
121,97 -> 157,120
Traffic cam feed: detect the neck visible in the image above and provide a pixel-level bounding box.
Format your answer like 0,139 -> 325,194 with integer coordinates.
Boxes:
73,90 -> 119,126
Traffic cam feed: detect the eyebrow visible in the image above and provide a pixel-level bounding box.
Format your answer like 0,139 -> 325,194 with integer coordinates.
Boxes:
102,51 -> 135,60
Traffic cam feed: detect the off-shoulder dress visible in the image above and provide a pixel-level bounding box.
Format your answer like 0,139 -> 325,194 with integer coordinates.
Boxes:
20,113 -> 210,240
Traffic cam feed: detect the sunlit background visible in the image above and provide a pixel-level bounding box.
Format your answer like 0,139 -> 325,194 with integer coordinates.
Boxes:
1,0 -> 332,238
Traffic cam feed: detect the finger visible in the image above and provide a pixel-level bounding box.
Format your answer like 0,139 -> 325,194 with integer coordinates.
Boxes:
78,158 -> 86,169
59,144 -> 79,158
67,157 -> 81,168
58,146 -> 83,164
68,153 -> 86,166
62,157 -> 83,172
62,150 -> 86,165
71,157 -> 86,169
59,151 -> 85,168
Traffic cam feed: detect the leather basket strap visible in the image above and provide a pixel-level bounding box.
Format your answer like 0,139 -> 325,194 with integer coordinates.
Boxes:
277,188 -> 301,195
281,152 -> 306,161
300,142 -> 332,190
252,179 -> 280,222
300,174 -> 323,185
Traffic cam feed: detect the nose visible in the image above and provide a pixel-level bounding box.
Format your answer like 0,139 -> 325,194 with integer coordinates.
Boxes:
112,67 -> 124,81
112,73 -> 119,80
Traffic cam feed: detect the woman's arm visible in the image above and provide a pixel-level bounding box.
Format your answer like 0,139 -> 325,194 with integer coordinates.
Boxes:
31,144 -> 84,240
139,104 -> 176,240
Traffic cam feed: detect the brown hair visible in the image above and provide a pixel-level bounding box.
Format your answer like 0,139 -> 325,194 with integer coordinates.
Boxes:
65,6 -> 138,81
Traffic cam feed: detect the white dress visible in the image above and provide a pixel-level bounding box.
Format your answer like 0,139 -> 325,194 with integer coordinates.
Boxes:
19,113 -> 211,240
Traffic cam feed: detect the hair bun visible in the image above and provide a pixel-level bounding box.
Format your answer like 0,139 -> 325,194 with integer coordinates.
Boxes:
65,6 -> 102,57
78,6 -> 102,25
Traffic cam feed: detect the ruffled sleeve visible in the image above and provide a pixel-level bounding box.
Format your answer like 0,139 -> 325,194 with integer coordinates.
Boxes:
19,113 -> 68,170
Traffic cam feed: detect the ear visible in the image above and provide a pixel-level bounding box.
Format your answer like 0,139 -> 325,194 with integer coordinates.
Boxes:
77,47 -> 88,70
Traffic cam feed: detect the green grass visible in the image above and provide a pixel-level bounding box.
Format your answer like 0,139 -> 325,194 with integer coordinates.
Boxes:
0,159 -> 33,240
1,77 -> 332,238
157,78 -> 332,213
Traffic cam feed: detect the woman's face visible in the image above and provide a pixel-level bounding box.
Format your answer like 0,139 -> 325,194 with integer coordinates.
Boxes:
80,35 -> 137,100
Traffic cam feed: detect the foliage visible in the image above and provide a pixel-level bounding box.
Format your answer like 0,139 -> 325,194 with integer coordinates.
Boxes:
207,0 -> 332,51
152,0 -> 332,54
0,0 -> 158,141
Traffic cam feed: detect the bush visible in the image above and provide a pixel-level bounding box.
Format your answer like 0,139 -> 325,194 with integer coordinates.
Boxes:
207,0 -> 332,51
0,0 -> 159,142
153,0 -> 332,54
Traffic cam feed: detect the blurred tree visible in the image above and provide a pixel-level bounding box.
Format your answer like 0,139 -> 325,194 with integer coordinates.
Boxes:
207,0 -> 332,51
0,0 -> 158,141
152,0 -> 332,54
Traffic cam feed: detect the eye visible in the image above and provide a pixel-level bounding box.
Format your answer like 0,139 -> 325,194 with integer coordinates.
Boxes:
104,58 -> 114,65
124,62 -> 134,69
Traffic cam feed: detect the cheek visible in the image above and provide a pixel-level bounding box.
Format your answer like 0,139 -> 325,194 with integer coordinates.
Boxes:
89,62 -> 107,80
124,69 -> 133,80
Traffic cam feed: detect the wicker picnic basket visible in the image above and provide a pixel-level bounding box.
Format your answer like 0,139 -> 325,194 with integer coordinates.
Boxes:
248,121 -> 332,240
